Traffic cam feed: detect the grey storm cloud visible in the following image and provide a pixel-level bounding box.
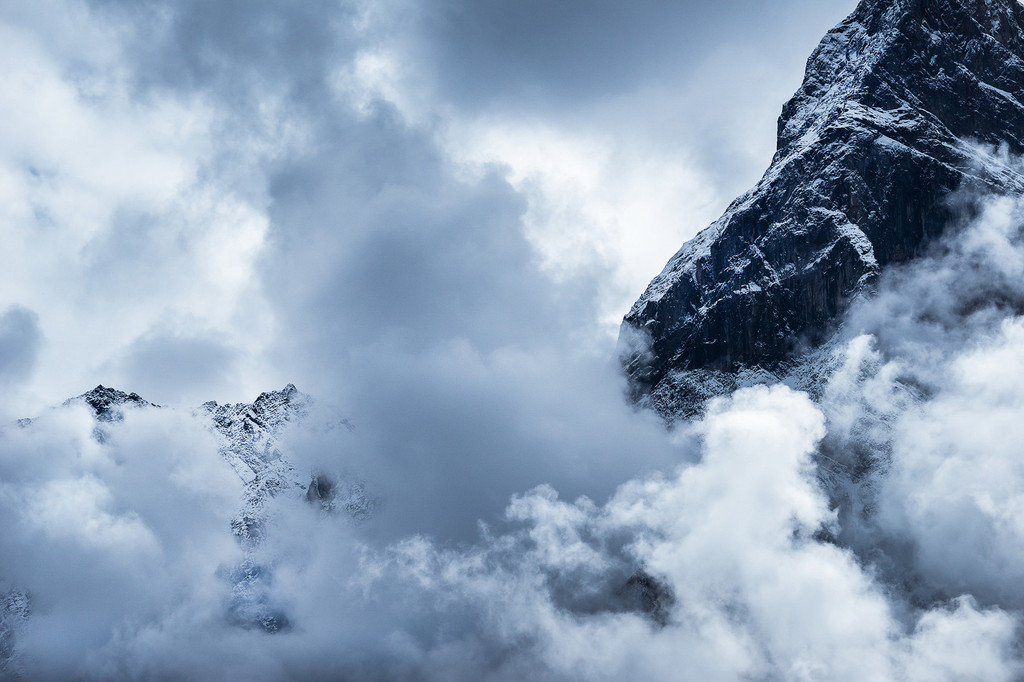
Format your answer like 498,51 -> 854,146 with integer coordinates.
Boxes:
87,0 -> 355,105
87,0 -> 855,101
411,0 -> 857,110
116,330 -> 239,405
260,117 -> 551,353
0,308 -> 42,388
86,0 -> 858,195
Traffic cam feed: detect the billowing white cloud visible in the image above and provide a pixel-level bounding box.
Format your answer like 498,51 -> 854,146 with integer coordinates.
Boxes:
2,379 -> 1021,680
0,2 -> 276,408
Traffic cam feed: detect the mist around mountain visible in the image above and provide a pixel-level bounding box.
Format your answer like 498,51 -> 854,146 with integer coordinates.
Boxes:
4,0 -> 1024,680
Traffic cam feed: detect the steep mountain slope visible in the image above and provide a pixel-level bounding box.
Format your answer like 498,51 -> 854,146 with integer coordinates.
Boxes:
621,0 -> 1024,415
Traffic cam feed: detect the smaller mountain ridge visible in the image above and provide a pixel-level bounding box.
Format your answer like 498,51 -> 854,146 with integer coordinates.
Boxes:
6,383 -> 371,638
202,384 -> 305,436
62,385 -> 157,422
198,384 -> 319,545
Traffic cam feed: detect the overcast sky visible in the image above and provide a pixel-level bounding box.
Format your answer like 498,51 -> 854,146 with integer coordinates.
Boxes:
11,2 -> 1024,680
0,0 -> 855,414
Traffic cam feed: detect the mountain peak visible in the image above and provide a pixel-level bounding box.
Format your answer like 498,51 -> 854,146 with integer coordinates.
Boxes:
64,385 -> 156,422
778,0 -> 1024,153
621,0 -> 1024,416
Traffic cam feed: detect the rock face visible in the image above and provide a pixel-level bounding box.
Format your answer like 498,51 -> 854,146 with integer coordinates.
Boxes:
63,384 -> 156,421
621,0 -> 1024,410
200,383 -> 314,545
0,589 -> 30,678
198,384 -> 372,548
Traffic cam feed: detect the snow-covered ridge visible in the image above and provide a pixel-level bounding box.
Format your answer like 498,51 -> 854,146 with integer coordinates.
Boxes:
62,384 -> 157,421
22,383 -> 371,535
0,384 -> 371,650
194,384 -> 372,546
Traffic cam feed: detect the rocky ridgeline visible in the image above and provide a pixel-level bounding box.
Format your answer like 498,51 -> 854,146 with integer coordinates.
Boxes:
63,384 -> 156,421
199,384 -> 315,545
197,384 -> 373,548
1,384 -> 371,644
621,0 -> 1024,416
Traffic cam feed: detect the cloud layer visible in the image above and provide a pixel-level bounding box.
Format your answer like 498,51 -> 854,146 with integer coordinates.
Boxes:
5,0 -> 1024,680
5,374 -> 1024,680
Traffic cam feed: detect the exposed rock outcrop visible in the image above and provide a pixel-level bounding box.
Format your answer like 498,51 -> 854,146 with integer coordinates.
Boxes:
621,0 -> 1024,415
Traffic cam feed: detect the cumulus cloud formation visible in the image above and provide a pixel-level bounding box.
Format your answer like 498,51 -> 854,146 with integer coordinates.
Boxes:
0,2 -> 270,406
0,405 -> 242,679
814,184 -> 1024,615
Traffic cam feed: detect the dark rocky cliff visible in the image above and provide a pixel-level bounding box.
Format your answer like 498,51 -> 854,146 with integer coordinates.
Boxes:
621,0 -> 1024,409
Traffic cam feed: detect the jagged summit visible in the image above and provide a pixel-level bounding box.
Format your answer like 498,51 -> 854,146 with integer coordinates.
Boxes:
198,383 -> 312,495
13,382 -> 368,636
195,384 -> 370,546
778,0 -> 1024,162
621,0 -> 1024,413
63,385 -> 156,422
200,383 -> 306,442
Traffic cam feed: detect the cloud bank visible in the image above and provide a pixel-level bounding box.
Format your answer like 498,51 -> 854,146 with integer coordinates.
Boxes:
4,375 -> 1023,680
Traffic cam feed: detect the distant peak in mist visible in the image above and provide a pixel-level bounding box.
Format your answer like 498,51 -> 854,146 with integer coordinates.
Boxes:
62,384 -> 158,421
